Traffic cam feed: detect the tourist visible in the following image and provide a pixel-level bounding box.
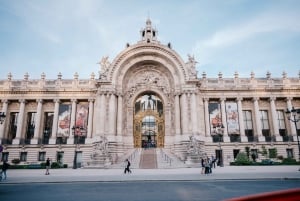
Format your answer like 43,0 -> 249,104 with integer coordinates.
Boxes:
45,158 -> 51,175
1,160 -> 10,180
124,159 -> 131,174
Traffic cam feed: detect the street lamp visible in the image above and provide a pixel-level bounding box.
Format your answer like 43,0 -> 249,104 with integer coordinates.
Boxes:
213,123 -> 225,167
72,126 -> 85,169
285,107 -> 300,161
0,112 -> 6,124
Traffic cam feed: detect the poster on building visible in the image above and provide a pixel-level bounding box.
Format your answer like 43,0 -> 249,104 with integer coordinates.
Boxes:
226,102 -> 240,134
209,102 -> 221,134
74,103 -> 89,136
57,104 -> 71,137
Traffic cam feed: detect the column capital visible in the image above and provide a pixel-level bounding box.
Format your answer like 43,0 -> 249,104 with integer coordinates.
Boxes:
36,99 -> 43,103
53,99 -> 60,103
88,98 -> 95,103
203,97 -> 209,102
71,99 -> 77,103
286,97 -> 293,101
220,97 -> 226,102
236,97 -> 243,102
269,96 -> 276,102
1,99 -> 9,104
252,97 -> 259,102
19,99 -> 26,104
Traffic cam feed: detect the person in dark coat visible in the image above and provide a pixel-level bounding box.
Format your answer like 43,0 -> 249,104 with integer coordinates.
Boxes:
124,159 -> 132,174
1,160 -> 10,180
45,158 -> 51,175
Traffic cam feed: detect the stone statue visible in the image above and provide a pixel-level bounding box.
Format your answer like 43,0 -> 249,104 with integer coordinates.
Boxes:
187,135 -> 201,155
186,54 -> 198,79
93,136 -> 108,156
98,56 -> 110,79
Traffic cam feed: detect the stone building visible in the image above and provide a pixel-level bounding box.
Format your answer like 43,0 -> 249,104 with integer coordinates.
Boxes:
0,19 -> 299,168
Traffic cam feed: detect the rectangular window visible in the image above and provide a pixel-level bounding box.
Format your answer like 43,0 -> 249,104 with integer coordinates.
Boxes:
9,112 -> 19,142
260,110 -> 270,136
1,152 -> 9,162
243,110 -> 253,136
286,149 -> 294,158
38,152 -> 46,161
43,112 -> 54,144
56,152 -> 64,165
20,152 -> 27,162
26,112 -> 36,143
277,110 -> 286,136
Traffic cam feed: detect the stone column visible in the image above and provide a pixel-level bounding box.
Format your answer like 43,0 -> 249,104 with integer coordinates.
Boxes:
270,97 -> 281,141
204,98 -> 210,137
286,97 -> 297,136
174,94 -> 181,142
93,94 -> 101,138
220,98 -> 229,142
49,99 -> 60,144
0,100 -> 9,144
99,93 -> 106,136
237,97 -> 247,142
116,94 -> 123,142
13,99 -> 26,144
253,97 -> 264,141
31,99 -> 43,144
191,92 -> 198,135
108,93 -> 116,141
180,92 -> 188,136
86,99 -> 94,140
67,99 -> 77,144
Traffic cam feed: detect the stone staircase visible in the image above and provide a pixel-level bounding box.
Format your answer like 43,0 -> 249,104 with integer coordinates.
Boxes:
139,148 -> 157,169
156,148 -> 187,168
108,148 -> 187,169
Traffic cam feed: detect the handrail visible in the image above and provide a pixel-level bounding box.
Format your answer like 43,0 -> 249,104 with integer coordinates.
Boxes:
160,148 -> 172,166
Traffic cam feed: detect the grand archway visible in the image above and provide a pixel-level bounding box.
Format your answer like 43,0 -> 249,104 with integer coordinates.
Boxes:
133,93 -> 164,148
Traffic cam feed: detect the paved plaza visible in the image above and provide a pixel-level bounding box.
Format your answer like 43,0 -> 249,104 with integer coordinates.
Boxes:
1,165 -> 299,184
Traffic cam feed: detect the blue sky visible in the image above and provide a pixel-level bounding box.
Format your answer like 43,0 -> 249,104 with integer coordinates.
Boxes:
0,0 -> 299,79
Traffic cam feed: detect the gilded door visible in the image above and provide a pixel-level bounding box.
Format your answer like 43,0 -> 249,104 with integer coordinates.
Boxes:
133,93 -> 164,147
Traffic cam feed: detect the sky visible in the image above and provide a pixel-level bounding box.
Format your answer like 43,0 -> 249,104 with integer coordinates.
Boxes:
0,0 -> 299,80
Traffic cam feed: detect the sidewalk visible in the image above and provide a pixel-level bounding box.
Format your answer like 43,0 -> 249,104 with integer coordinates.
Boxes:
1,165 -> 299,184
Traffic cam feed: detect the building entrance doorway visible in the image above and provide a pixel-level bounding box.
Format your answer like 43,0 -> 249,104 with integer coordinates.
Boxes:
133,93 -> 164,148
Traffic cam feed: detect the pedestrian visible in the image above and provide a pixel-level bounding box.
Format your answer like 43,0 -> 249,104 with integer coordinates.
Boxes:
124,159 -> 131,174
45,158 -> 51,175
201,158 -> 205,174
1,160 -> 10,180
211,155 -> 216,168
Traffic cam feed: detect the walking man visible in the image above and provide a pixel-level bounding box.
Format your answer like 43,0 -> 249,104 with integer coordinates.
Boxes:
124,159 -> 132,174
1,160 -> 10,180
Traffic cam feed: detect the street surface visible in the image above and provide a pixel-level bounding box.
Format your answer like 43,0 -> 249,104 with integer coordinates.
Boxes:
0,180 -> 299,201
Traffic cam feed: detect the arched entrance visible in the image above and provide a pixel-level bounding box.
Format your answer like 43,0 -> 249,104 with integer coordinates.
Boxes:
133,93 -> 164,148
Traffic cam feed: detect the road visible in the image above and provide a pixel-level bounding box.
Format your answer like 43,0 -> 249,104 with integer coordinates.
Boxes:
0,180 -> 299,201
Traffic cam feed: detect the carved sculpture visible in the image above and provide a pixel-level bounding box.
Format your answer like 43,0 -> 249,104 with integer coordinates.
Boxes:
186,54 -> 198,79
99,56 -> 110,80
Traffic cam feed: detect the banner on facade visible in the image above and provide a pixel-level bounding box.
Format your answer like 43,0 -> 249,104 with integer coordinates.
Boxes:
209,102 -> 221,134
225,102 -> 240,135
57,104 -> 71,137
74,103 -> 89,136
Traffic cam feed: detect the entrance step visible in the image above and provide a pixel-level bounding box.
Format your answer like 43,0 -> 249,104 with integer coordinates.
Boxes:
156,148 -> 187,168
139,148 -> 157,169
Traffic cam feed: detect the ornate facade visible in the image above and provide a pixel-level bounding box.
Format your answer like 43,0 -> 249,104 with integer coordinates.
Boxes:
0,19 -> 299,167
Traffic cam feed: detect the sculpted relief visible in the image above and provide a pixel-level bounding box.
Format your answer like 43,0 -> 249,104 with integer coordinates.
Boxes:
124,68 -> 172,102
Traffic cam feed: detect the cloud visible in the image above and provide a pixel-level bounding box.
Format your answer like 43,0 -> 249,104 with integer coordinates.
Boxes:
202,11 -> 300,49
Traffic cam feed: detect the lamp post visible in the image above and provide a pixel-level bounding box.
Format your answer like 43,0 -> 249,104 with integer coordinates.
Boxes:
285,107 -> 300,161
214,123 -> 225,167
71,126 -> 86,169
